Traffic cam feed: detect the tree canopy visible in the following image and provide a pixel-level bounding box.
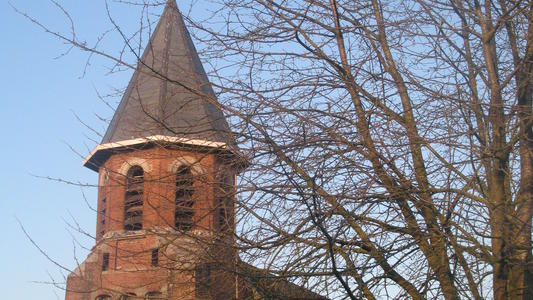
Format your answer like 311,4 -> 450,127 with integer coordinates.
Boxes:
20,0 -> 533,299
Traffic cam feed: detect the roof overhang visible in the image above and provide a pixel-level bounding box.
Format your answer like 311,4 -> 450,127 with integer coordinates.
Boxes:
83,135 -> 228,172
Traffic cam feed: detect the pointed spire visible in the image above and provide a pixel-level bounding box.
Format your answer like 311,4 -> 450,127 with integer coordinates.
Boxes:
101,0 -> 232,145
83,0 -> 236,171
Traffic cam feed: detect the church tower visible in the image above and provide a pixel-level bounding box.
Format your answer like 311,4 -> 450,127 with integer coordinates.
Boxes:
65,1 -> 241,299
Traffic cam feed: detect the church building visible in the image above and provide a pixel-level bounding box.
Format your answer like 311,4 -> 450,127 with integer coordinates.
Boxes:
65,1 -> 327,299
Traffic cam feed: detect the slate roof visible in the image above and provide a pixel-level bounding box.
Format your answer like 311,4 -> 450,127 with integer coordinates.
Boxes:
101,0 -> 233,146
238,262 -> 329,299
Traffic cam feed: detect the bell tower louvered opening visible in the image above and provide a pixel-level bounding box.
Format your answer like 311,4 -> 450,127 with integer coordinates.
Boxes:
175,166 -> 194,231
125,166 -> 144,230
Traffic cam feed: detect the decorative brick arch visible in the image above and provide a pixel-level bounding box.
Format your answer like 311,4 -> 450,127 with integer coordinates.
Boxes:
99,168 -> 109,185
167,156 -> 206,176
118,157 -> 152,176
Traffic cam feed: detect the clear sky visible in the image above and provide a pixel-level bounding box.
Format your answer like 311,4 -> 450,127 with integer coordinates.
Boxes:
1,1 -> 200,298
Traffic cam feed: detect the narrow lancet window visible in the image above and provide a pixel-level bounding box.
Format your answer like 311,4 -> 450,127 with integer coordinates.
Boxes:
102,253 -> 109,271
175,166 -> 194,231
216,171 -> 234,232
125,166 -> 144,230
151,249 -> 159,267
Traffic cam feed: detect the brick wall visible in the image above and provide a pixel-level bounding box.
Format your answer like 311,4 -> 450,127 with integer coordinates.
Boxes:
66,145 -> 237,300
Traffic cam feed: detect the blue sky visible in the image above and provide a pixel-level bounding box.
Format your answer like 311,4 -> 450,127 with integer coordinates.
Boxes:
1,1 -> 200,298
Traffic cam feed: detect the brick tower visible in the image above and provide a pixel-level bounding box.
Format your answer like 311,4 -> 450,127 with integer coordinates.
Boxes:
65,1 -> 241,299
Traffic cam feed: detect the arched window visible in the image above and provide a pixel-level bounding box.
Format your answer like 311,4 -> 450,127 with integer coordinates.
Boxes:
145,292 -> 162,299
120,293 -> 137,300
95,295 -> 111,300
175,166 -> 194,231
125,166 -> 144,230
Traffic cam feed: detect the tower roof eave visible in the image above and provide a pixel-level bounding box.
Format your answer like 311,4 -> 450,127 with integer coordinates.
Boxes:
83,135 -> 232,172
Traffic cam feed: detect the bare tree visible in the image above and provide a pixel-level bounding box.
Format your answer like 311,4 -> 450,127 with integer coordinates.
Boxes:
16,0 -> 533,299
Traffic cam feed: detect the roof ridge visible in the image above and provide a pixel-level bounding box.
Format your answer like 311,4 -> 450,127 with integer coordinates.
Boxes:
102,2 -> 172,143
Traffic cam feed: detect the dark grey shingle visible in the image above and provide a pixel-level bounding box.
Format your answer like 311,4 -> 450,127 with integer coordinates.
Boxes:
102,0 -> 233,146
